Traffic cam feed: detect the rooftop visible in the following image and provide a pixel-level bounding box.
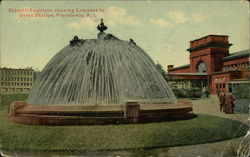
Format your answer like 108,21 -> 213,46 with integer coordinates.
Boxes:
168,64 -> 190,71
167,73 -> 208,76
0,67 -> 34,71
222,49 -> 249,61
190,34 -> 229,43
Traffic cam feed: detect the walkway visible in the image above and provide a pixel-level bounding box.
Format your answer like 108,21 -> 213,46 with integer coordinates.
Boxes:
193,95 -> 248,122
139,96 -> 249,157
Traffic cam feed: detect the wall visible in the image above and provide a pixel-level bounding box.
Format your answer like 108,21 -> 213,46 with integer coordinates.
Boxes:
189,47 -> 229,73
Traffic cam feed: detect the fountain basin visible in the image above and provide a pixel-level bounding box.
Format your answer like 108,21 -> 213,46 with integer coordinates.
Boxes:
9,99 -> 195,126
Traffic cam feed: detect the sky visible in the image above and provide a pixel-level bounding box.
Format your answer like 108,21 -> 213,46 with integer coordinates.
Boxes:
0,0 -> 249,71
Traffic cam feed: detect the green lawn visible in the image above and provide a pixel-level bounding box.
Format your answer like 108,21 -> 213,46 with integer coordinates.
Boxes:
0,94 -> 248,152
0,94 -> 29,116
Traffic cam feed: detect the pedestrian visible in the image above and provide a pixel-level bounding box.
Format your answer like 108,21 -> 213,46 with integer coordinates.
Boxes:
224,88 -> 235,114
216,88 -> 220,97
219,90 -> 225,112
205,88 -> 210,98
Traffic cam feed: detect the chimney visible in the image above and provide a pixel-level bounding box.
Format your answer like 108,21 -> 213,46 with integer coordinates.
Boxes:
167,65 -> 174,70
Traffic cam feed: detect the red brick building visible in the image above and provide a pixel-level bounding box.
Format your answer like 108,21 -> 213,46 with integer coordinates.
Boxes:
167,35 -> 249,94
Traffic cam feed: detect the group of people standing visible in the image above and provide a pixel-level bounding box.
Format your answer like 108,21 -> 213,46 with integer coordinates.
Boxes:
218,88 -> 235,114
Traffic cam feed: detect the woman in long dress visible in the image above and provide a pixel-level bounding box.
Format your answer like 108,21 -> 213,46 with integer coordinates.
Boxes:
224,89 -> 235,114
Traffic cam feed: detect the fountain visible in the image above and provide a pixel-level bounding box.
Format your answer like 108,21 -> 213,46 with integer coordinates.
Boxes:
9,20 -> 195,125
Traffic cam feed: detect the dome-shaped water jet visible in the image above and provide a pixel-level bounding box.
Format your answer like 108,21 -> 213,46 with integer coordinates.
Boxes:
9,20 -> 195,125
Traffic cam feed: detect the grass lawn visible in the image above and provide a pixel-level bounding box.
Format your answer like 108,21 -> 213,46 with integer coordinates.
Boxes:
0,94 -> 248,152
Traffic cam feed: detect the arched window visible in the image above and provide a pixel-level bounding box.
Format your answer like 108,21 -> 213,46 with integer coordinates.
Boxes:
196,61 -> 207,73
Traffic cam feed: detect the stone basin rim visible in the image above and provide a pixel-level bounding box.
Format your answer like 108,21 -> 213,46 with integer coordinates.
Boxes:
8,99 -> 195,126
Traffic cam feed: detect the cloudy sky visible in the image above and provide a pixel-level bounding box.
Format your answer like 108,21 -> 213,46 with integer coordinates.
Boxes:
0,0 -> 249,71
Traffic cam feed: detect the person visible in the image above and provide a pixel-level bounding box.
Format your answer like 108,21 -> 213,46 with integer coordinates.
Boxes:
219,90 -> 225,112
202,87 -> 206,97
224,88 -> 235,114
216,88 -> 220,97
205,88 -> 210,98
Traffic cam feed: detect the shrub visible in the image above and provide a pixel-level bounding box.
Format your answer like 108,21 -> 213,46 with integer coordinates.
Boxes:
233,84 -> 250,99
172,88 -> 202,98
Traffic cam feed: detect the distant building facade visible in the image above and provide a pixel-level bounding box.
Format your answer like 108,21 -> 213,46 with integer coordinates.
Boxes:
0,67 -> 34,94
167,35 -> 250,94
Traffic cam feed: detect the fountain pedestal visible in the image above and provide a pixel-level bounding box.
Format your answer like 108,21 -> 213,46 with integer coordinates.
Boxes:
8,100 -> 195,126
125,102 -> 140,124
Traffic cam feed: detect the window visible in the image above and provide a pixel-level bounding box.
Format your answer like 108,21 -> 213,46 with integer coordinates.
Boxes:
222,67 -> 225,72
245,63 -> 249,69
233,65 -> 237,71
196,61 -> 207,73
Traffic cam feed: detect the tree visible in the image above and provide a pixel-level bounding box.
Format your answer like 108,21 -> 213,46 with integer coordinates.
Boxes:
155,63 -> 169,81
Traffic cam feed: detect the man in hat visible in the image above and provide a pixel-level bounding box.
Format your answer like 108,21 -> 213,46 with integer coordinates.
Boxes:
219,90 -> 225,112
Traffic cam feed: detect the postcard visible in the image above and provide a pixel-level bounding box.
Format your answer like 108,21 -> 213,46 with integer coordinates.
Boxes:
0,0 -> 249,156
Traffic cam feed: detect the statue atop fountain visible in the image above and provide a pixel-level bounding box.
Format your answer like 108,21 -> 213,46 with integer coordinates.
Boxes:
97,19 -> 107,32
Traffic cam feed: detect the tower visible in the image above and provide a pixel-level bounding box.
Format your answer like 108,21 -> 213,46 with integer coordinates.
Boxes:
187,35 -> 232,73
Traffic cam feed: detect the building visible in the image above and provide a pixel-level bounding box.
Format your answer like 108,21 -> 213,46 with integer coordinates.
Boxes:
0,67 -> 34,94
167,35 -> 250,94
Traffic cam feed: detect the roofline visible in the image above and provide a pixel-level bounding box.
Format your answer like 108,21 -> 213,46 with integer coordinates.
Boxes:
168,64 -> 190,71
167,70 -> 243,76
210,70 -> 243,76
167,73 -> 208,76
228,80 -> 250,83
187,42 -> 232,52
190,34 -> 229,43
0,67 -> 34,71
222,49 -> 249,61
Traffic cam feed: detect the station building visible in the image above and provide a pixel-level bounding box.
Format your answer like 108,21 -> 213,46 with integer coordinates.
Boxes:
167,35 -> 249,94
0,67 -> 34,94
